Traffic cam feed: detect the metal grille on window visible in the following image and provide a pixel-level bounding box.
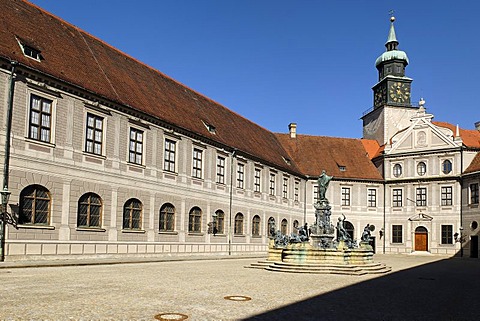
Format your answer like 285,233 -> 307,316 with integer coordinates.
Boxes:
188,207 -> 202,232
20,185 -> 50,225
77,193 -> 102,227
123,199 -> 142,229
159,203 -> 175,231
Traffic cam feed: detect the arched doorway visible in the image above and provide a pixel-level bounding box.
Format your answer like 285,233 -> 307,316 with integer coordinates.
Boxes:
415,226 -> 428,251
345,221 -> 354,240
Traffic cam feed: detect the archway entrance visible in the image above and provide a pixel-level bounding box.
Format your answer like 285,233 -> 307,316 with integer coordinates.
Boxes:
414,226 -> 428,251
345,221 -> 354,240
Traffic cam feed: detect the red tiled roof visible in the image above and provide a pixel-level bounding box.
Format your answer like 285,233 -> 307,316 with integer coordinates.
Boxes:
433,121 -> 480,148
360,139 -> 382,159
465,152 -> 480,174
0,0 -> 303,174
275,134 -> 383,180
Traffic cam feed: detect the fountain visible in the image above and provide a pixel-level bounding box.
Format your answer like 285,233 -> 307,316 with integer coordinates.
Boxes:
256,170 -> 390,275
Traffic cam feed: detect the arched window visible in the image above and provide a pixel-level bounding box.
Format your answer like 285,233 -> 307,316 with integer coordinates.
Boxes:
19,185 -> 51,225
293,220 -> 299,229
281,219 -> 288,235
77,192 -> 102,228
393,164 -> 402,178
188,207 -> 202,232
268,217 -> 275,236
215,210 -> 225,234
417,162 -> 426,176
345,221 -> 354,240
234,212 -> 244,235
123,198 -> 142,230
159,203 -> 175,232
252,215 -> 261,236
442,160 -> 452,174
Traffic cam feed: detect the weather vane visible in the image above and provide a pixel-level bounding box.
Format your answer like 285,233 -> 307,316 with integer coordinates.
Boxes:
389,9 -> 394,17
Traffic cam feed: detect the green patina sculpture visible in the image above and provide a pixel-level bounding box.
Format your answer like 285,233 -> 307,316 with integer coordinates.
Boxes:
317,170 -> 333,203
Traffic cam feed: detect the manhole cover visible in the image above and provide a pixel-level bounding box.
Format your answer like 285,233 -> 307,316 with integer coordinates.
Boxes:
224,295 -> 252,302
154,313 -> 188,320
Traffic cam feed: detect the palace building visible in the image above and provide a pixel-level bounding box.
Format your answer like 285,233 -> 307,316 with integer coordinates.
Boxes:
0,0 -> 478,261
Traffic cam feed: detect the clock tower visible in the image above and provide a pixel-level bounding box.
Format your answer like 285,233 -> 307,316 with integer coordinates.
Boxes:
363,16 -> 419,145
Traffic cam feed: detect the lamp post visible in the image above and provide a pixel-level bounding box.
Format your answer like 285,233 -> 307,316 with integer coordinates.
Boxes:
0,187 -> 11,262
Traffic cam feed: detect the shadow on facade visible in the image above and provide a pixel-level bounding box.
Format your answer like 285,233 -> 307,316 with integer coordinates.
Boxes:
244,255 -> 480,321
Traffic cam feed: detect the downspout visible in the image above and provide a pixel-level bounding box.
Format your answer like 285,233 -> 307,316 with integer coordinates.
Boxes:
383,159 -> 386,254
304,176 -> 308,224
228,149 -> 236,255
460,146 -> 464,257
1,61 -> 17,262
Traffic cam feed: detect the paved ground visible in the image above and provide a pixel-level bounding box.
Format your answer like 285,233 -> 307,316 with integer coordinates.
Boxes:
0,254 -> 478,321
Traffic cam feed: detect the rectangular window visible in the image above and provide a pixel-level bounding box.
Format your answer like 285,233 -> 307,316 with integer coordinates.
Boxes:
392,225 -> 403,243
29,94 -> 52,143
216,156 -> 225,184
164,139 -> 176,172
85,113 -> 103,155
341,187 -> 350,206
470,183 -> 479,204
441,186 -> 453,206
192,148 -> 203,178
392,189 -> 402,207
236,163 -> 244,188
313,185 -> 319,203
254,168 -> 261,192
441,225 -> 453,244
269,173 -> 276,196
416,187 -> 427,207
282,177 -> 288,199
129,128 -> 143,165
367,189 -> 376,207
294,181 -> 299,202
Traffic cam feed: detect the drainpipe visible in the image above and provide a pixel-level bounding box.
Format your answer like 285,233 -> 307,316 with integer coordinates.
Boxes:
1,61 -> 17,262
228,149 -> 236,255
304,176 -> 308,224
383,160 -> 386,254
460,146 -> 464,257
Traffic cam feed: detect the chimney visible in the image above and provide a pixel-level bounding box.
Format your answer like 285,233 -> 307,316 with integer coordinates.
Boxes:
475,121 -> 480,131
288,123 -> 297,138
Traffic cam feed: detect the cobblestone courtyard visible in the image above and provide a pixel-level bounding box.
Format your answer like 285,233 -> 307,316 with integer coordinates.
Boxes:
0,254 -> 479,320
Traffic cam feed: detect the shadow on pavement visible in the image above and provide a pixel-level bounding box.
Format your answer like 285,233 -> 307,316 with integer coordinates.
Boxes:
244,257 -> 480,321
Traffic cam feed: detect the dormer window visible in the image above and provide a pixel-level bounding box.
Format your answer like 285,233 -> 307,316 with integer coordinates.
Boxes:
338,165 -> 346,172
202,121 -> 216,134
17,38 -> 42,61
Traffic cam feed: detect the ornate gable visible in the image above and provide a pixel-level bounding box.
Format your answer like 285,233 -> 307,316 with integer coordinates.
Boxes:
385,107 -> 461,155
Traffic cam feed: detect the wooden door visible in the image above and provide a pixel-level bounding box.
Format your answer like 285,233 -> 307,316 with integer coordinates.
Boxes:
471,236 -> 478,258
415,232 -> 428,251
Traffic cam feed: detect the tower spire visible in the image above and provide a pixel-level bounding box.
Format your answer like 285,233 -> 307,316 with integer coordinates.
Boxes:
386,16 -> 399,51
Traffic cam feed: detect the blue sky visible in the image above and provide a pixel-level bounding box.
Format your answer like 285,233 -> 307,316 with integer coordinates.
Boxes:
29,0 -> 479,138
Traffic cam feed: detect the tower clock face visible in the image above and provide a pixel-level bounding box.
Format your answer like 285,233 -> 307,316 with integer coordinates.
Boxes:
389,82 -> 410,103
374,86 -> 386,107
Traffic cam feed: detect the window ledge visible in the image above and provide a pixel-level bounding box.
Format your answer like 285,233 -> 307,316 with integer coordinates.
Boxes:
18,224 -> 55,230
24,138 -> 55,148
252,235 -> 262,238
82,152 -> 106,160
469,204 -> 479,208
233,234 -> 246,237
439,243 -> 454,247
188,232 -> 204,236
127,163 -> 145,170
212,233 -> 226,237
390,242 -> 404,245
158,231 -> 178,235
121,229 -> 146,234
76,227 -> 106,232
